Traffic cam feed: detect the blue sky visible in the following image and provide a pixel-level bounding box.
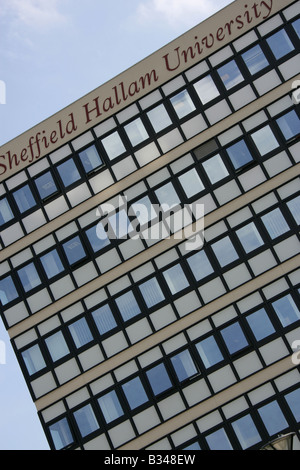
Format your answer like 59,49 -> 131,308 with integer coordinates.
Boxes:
0,0 -> 232,450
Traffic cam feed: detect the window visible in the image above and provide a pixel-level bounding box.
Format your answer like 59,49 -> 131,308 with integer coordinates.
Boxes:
17,262 -> 41,292
221,322 -> 248,354
178,169 -> 204,198
45,331 -> 70,362
155,182 -> 181,211
139,277 -> 165,308
163,264 -> 189,295
206,428 -> 233,450
35,171 -> 58,200
122,376 -> 148,410
266,29 -> 295,60
79,145 -> 103,173
272,294 -> 300,328
242,45 -> 269,75
73,404 -> 99,438
251,125 -> 279,156
98,390 -> 124,423
102,131 -> 126,160
124,118 -> 149,147
0,198 -> 14,226
218,60 -> 244,90
231,415 -> 261,449
146,363 -> 172,395
187,250 -> 214,281
195,336 -> 224,368
211,236 -> 239,267
131,195 -> 157,226
85,223 -> 110,253
108,209 -> 133,239
293,18 -> 300,39
261,208 -> 290,239
147,104 -> 172,133
92,304 -> 117,335
246,308 -> 275,341
69,318 -> 93,348
49,418 -> 73,450
63,236 -> 86,265
40,249 -> 64,279
0,275 -> 18,305
258,401 -> 288,436
13,184 -> 36,213
170,349 -> 198,382
115,291 -> 141,322
56,158 -> 81,187
226,140 -> 253,170
194,75 -> 220,104
284,388 -> 300,422
22,344 -> 46,376
202,154 -> 229,184
236,222 -> 264,253
276,110 -> 300,141
287,196 -> 300,225
170,90 -> 196,119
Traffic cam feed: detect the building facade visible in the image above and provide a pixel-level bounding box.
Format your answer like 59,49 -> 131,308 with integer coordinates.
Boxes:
0,0 -> 300,451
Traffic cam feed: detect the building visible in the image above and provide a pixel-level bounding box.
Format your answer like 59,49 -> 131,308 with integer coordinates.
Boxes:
0,0 -> 300,451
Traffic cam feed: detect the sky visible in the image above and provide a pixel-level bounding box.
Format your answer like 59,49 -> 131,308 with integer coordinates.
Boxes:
0,0 -> 232,450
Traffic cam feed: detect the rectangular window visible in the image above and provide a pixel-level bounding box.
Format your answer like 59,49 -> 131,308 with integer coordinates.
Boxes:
293,19 -> 300,39
146,363 -> 172,396
0,276 -> 18,305
92,304 -> 117,335
202,154 -> 229,184
211,236 -> 239,267
56,159 -> 81,187
63,236 -> 86,265
13,185 -> 36,213
236,222 -> 264,253
139,277 -> 165,308
22,344 -> 46,376
40,249 -> 64,279
251,125 -> 279,156
155,182 -> 181,211
108,209 -> 134,239
246,308 -> 275,341
267,29 -> 295,60
206,428 -> 233,450
115,291 -> 141,322
276,110 -> 300,141
34,171 -> 58,200
147,104 -> 172,133
187,250 -> 214,281
242,45 -> 269,75
131,195 -> 157,226
49,418 -> 73,450
0,198 -> 14,226
226,140 -> 253,170
221,322 -> 248,354
170,90 -> 196,119
195,336 -> 224,368
261,208 -> 290,239
258,401 -> 288,436
231,415 -> 261,449
194,75 -> 220,105
170,349 -> 198,382
218,60 -> 244,90
284,388 -> 300,422
122,376 -> 148,410
17,262 -> 41,292
68,318 -> 93,348
163,264 -> 189,295
85,223 -> 110,253
45,331 -> 70,362
124,118 -> 149,147
178,168 -> 204,198
272,294 -> 300,327
102,131 -> 126,160
73,404 -> 99,438
98,390 -> 124,423
79,145 -> 103,173
287,196 -> 300,225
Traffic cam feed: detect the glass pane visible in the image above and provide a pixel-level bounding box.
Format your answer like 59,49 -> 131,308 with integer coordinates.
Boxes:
284,388 -> 300,422
293,18 -> 300,39
63,236 -> 86,265
163,264 -> 189,295
155,182 -> 181,211
184,442 -> 201,450
131,195 -> 157,226
0,198 -> 14,225
69,318 -> 93,348
115,291 -> 141,322
124,118 -> 149,147
196,336 -> 224,368
49,418 -> 73,450
272,294 -> 300,327
251,125 -> 279,156
194,75 -> 220,104
13,185 -> 36,213
178,169 -> 204,198
98,390 -> 124,423
102,131 -> 126,160
122,377 -> 148,410
202,154 -> 229,184
187,250 -> 214,281
139,277 -> 165,308
108,209 -> 133,239
232,415 -> 261,449
218,60 -> 244,90
57,159 -> 81,187
267,29 -> 294,60
261,208 -> 290,239
73,404 -> 99,438
85,223 -> 110,253
40,249 -> 64,279
45,331 -> 70,362
92,304 -> 117,335
22,344 -> 46,376
17,263 -> 41,292
242,45 -> 269,75
276,110 -> 300,141
0,276 -> 19,306
35,171 -> 58,199
246,308 -> 275,341
226,140 -> 253,170
171,349 -> 198,382
287,196 -> 300,225
206,428 -> 233,450
221,322 -> 248,354
146,363 -> 172,395
147,104 -> 172,133
258,401 -> 288,436
236,222 -> 264,253
170,90 -> 196,119
79,145 -> 102,173
211,236 -> 239,267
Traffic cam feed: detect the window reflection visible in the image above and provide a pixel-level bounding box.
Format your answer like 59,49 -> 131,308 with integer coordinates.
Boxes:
0,198 -> 14,226
170,90 -> 196,119
17,263 -> 41,292
124,118 -> 149,147
236,222 -> 264,253
147,104 -> 172,133
57,159 -> 81,187
218,60 -> 244,90
102,131 -> 126,160
251,125 -> 279,156
79,145 -> 103,173
242,45 -> 269,75
226,140 -> 253,170
13,185 -> 36,213
267,29 -> 295,60
194,75 -> 220,104
202,154 -> 229,184
0,276 -> 19,306
35,171 -> 58,200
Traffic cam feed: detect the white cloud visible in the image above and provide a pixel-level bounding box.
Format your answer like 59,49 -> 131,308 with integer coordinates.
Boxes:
1,0 -> 67,29
137,0 -> 232,27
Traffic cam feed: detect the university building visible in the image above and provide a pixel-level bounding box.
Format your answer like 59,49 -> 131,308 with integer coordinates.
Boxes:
0,0 -> 300,450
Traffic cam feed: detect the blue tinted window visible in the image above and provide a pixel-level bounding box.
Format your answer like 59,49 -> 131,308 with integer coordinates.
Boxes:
218,60 -> 244,90
13,185 -> 36,213
45,331 -> 70,362
196,336 -> 224,368
139,278 -> 165,308
267,29 -> 294,60
79,145 -> 103,173
147,104 -> 172,133
17,262 -> 41,292
92,304 -> 117,335
258,401 -> 288,436
221,322 -> 248,354
287,196 -> 300,225
276,110 -> 300,141
69,318 -> 93,348
211,236 -> 239,267
246,308 -> 275,341
122,377 -> 148,410
284,388 -> 300,422
170,90 -> 196,119
226,140 -> 253,170
242,45 -> 269,75
115,291 -> 141,322
40,249 -> 64,279
0,198 -> 14,225
206,428 -> 233,450
187,250 -> 214,281
63,236 -> 86,265
171,349 -> 198,382
293,18 -> 300,38
85,223 -> 109,253
272,294 -> 300,327
35,171 -> 58,199
73,404 -> 99,438
0,276 -> 18,305
163,264 -> 189,295
98,390 -> 124,423
146,363 -> 172,395
57,159 -> 81,187
236,222 -> 264,253
49,418 -> 73,450
202,153 -> 229,184
261,208 -> 290,239
232,415 -> 261,449
22,344 -> 46,376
